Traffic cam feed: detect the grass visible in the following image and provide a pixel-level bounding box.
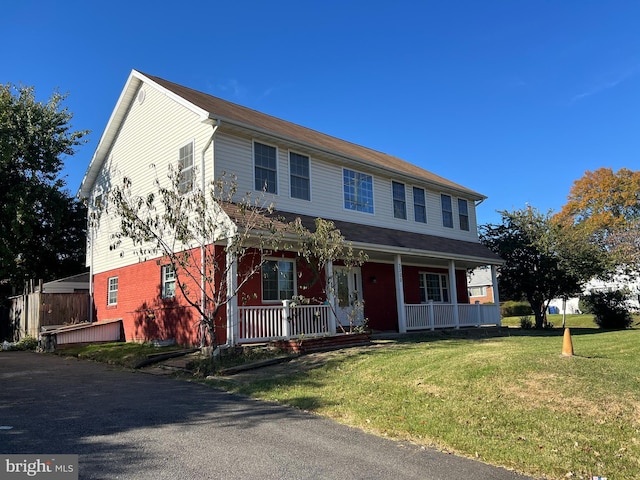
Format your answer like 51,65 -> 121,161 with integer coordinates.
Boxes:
55,341 -> 186,369
501,313 -> 605,328
205,326 -> 640,480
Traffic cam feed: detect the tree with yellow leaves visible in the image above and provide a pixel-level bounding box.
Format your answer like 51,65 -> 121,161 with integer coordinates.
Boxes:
556,167 -> 640,271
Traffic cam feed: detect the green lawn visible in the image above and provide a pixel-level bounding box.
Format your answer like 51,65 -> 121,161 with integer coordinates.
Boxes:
55,341 -> 185,369
207,327 -> 640,480
501,313 -> 610,328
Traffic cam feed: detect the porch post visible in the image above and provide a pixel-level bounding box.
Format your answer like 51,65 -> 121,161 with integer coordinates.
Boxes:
226,244 -> 238,346
282,300 -> 292,339
491,264 -> 501,327
325,261 -> 337,335
448,260 -> 460,329
395,255 -> 407,333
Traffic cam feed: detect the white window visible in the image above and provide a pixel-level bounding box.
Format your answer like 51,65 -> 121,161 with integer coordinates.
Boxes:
419,273 -> 449,303
262,259 -> 295,302
107,276 -> 118,305
289,152 -> 310,200
441,194 -> 453,228
468,286 -> 487,297
161,265 -> 176,298
413,187 -> 427,223
254,141 -> 277,194
177,142 -> 194,195
458,198 -> 469,231
343,169 -> 374,213
392,181 -> 406,219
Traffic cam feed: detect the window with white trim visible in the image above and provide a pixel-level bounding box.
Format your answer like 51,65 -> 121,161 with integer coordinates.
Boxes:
458,198 -> 469,231
161,264 -> 176,299
107,276 -> 118,305
262,259 -> 295,301
289,152 -> 310,200
441,194 -> 453,228
468,286 -> 487,297
178,142 -> 194,195
343,169 -> 374,213
392,181 -> 406,219
419,273 -> 449,303
254,141 -> 277,194
413,187 -> 427,223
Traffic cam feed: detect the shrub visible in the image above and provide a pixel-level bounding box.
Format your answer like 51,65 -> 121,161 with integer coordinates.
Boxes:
13,335 -> 39,351
519,316 -> 533,329
501,301 -> 532,317
578,297 -> 593,314
580,291 -> 632,329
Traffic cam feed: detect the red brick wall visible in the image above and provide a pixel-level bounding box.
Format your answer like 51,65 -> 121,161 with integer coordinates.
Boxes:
93,248 -> 212,346
93,249 -> 473,343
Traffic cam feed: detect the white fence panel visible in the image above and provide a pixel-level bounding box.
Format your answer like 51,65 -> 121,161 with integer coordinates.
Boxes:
238,306 -> 284,342
290,305 -> 331,337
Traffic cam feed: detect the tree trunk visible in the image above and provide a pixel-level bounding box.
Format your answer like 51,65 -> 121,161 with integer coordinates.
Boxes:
528,297 -> 546,329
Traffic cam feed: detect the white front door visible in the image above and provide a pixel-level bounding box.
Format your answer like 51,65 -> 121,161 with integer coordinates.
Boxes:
334,266 -> 364,328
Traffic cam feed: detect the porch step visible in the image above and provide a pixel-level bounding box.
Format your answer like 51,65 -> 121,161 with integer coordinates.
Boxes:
272,333 -> 371,354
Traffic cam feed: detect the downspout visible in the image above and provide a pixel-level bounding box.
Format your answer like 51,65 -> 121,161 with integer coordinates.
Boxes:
200,119 -> 221,347
88,215 -> 94,323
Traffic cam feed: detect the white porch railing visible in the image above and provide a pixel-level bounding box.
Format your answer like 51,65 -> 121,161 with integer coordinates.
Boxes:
238,303 -> 332,344
405,302 -> 501,331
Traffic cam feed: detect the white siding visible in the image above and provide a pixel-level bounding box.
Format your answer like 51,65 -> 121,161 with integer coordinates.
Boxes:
90,78 -> 485,277
90,84 -> 218,274
214,130 -> 480,242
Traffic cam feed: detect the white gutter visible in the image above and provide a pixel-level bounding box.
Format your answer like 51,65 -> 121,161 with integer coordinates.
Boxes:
199,119 -> 221,347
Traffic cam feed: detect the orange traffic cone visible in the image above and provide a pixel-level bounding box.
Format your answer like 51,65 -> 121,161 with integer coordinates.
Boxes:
561,328 -> 574,356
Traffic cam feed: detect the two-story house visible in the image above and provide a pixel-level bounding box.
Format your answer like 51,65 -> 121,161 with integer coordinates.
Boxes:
79,70 -> 502,347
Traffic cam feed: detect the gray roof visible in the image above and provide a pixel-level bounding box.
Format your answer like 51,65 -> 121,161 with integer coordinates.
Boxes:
222,204 -> 502,265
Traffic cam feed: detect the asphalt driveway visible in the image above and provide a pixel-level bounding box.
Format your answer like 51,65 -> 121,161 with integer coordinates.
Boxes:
0,352 -> 534,479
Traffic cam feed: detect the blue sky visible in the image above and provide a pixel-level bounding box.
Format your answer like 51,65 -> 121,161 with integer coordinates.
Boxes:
4,0 -> 639,226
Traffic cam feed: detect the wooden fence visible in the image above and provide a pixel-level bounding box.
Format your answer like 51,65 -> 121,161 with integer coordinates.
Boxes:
8,292 -> 90,340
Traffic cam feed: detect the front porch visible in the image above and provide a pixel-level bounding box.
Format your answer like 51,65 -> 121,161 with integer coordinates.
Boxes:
234,301 -> 501,344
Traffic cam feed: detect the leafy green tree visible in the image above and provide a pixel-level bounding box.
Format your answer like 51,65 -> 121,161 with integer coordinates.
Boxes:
0,84 -> 88,295
480,207 -> 607,328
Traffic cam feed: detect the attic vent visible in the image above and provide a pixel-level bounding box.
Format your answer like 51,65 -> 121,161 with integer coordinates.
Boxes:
137,88 -> 146,104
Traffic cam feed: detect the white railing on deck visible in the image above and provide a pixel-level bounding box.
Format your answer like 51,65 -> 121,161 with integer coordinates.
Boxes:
405,302 -> 501,330
238,303 -> 332,343
289,304 -> 331,337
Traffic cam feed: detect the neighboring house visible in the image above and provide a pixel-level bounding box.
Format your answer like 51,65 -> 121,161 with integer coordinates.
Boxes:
549,273 -> 640,314
78,70 -> 503,346
466,267 -> 495,304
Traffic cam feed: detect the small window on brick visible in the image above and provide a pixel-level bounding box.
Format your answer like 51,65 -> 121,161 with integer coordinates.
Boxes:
107,276 -> 118,305
161,265 -> 176,298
